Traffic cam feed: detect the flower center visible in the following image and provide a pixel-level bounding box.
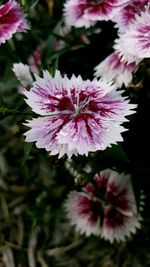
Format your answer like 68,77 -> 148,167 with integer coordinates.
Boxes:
88,0 -> 104,5
57,90 -> 94,115
74,95 -> 90,114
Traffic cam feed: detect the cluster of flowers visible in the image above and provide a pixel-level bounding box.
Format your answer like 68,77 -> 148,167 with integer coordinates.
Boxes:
14,65 -> 139,242
64,0 -> 150,87
61,1 -> 150,241
1,0 -> 148,242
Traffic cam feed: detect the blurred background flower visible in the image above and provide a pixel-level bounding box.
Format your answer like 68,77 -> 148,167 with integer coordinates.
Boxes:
0,0 -> 29,44
65,169 -> 141,243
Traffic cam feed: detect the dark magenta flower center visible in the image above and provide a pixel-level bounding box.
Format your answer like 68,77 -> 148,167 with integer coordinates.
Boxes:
88,0 -> 104,6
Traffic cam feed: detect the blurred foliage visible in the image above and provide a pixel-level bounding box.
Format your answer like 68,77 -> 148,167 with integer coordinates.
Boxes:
0,0 -> 150,266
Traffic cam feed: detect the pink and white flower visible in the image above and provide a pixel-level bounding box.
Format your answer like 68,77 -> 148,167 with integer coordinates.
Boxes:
23,70 -> 136,158
0,0 -> 29,44
94,51 -> 139,87
114,7 -> 150,59
28,47 -> 42,75
64,0 -> 128,28
112,0 -> 149,32
65,169 -> 141,243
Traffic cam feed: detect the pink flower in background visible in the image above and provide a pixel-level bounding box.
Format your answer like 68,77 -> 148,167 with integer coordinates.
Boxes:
94,51 -> 140,87
13,46 -> 42,91
65,169 -> 141,243
52,23 -> 90,51
112,0 -> 149,32
13,46 -> 43,94
64,0 -> 128,28
28,47 -> 42,75
114,7 -> 150,59
0,0 -> 29,44
23,70 -> 136,158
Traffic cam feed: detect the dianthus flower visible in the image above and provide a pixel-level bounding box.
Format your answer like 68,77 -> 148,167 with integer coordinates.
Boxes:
114,7 -> 150,59
65,169 -> 141,243
94,51 -> 139,88
0,0 -> 29,44
112,0 -> 149,32
64,0 -> 128,28
23,70 -> 136,158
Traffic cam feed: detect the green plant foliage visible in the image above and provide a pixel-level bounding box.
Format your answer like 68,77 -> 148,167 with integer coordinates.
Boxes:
0,0 -> 150,266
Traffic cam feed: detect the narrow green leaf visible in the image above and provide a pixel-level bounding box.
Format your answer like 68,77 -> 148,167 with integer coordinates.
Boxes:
21,142 -> 33,166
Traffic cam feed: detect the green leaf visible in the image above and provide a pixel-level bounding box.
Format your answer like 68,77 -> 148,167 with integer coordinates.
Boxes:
30,0 -> 39,8
21,142 -> 33,166
22,0 -> 39,9
0,106 -> 10,114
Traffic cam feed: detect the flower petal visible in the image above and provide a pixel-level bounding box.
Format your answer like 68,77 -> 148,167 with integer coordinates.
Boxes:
24,115 -> 76,158
94,51 -> 139,87
64,191 -> 102,236
12,63 -> 33,88
102,205 -> 141,243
